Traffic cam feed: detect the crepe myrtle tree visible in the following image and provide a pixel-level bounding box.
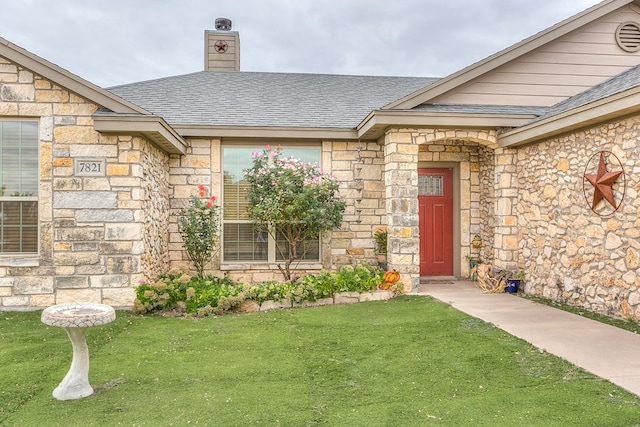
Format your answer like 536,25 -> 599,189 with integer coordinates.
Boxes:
245,146 -> 345,281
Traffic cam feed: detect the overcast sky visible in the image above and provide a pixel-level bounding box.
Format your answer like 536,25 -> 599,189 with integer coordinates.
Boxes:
2,0 -> 601,88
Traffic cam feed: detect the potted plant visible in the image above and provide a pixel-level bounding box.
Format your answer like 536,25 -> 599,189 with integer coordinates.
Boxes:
373,228 -> 388,270
464,254 -> 483,281
503,269 -> 525,294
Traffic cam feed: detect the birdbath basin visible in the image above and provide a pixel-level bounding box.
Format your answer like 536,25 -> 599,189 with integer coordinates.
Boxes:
41,303 -> 116,400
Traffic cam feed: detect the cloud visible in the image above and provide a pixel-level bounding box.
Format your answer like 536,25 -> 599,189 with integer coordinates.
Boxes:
1,0 -> 600,87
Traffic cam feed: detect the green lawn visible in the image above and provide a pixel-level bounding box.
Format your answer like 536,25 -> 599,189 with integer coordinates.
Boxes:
1,296 -> 639,426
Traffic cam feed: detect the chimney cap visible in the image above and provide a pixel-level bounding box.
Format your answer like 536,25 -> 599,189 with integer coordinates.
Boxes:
215,18 -> 232,31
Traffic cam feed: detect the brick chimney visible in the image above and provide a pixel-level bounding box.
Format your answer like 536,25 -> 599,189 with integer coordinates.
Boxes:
204,18 -> 240,71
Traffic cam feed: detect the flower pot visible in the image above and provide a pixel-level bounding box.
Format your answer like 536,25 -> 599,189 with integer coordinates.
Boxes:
505,279 -> 520,294
468,258 -> 481,281
377,254 -> 387,270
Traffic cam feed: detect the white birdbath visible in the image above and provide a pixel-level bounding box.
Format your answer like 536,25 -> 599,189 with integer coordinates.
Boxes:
41,303 -> 116,400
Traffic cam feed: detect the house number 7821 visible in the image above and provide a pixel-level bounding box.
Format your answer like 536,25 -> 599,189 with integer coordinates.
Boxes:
75,159 -> 106,177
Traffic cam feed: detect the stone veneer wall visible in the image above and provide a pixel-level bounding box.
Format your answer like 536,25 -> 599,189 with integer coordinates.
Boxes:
168,138 -> 217,273
416,133 -> 497,269
140,141 -> 171,280
0,57 -> 170,309
478,145 -> 496,264
517,116 -> 640,319
330,141 -> 386,268
168,139 -> 388,283
384,128 -> 497,290
173,139 -> 386,283
493,147 -> 519,270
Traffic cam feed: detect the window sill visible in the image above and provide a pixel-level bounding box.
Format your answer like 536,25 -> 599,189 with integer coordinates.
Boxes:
0,256 -> 40,267
220,262 -> 323,271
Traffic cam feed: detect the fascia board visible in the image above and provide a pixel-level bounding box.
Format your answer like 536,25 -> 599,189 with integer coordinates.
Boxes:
357,110 -> 539,140
93,114 -> 187,154
499,87 -> 640,147
171,125 -> 359,140
0,37 -> 149,115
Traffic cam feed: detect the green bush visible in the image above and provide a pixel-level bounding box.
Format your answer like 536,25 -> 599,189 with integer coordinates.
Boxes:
245,281 -> 291,305
134,273 -> 243,316
133,274 -> 187,313
134,263 -> 388,317
185,276 -> 247,315
293,272 -> 334,302
333,264 -> 383,293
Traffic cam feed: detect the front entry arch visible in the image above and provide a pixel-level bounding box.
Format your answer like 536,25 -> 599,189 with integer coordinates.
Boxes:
418,168 -> 454,276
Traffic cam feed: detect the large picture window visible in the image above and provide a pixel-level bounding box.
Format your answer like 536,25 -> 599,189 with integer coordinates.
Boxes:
0,121 -> 38,254
222,146 -> 320,263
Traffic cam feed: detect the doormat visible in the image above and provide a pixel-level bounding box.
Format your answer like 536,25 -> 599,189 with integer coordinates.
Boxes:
420,280 -> 454,285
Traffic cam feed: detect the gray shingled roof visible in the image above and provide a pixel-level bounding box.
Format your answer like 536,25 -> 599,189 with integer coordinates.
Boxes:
530,64 -> 640,124
107,71 -> 438,129
412,104 -> 549,116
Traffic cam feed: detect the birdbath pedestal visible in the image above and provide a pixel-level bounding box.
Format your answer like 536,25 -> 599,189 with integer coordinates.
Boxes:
41,303 -> 116,400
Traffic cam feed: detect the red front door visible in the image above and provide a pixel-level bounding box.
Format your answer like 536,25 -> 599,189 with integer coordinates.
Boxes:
419,168 -> 454,276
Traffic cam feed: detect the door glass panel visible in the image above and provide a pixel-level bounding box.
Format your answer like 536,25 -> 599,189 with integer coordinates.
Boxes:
418,175 -> 443,196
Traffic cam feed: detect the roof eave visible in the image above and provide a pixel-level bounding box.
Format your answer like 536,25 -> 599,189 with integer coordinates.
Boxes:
171,125 -> 359,141
499,86 -> 640,147
384,0 -> 632,110
357,110 -> 540,141
0,37 -> 149,115
92,114 -> 187,155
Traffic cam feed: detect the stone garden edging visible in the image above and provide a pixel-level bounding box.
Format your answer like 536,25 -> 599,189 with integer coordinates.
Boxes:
239,290 -> 397,313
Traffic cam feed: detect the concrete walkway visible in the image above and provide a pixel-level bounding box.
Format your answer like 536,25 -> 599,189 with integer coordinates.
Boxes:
414,280 -> 640,397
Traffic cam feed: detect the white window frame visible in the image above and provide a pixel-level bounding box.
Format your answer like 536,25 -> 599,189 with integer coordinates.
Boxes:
0,119 -> 39,262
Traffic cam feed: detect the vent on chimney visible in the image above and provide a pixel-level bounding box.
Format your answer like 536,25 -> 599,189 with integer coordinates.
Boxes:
215,18 -> 232,31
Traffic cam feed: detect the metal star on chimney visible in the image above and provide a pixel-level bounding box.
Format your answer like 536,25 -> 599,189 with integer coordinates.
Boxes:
584,152 -> 623,210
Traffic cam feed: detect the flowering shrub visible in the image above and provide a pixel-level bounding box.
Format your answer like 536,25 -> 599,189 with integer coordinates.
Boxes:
244,146 -> 345,281
133,278 -> 184,313
177,184 -> 221,279
133,272 -> 187,313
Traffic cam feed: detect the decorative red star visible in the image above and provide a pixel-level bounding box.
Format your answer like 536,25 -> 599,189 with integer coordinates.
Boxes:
584,152 -> 623,210
214,40 -> 228,53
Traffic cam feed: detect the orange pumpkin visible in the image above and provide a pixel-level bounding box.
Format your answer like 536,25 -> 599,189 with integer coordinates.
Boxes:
379,270 -> 400,290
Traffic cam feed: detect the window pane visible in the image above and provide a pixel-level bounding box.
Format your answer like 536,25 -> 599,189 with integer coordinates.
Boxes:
2,227 -> 20,253
223,147 -> 254,220
222,146 -> 321,263
1,122 -> 20,196
22,201 -> 38,225
0,121 -> 38,254
2,201 -> 20,225
20,226 -> 38,253
223,223 -> 268,262
0,201 -> 38,253
20,122 -> 39,195
275,234 -> 319,261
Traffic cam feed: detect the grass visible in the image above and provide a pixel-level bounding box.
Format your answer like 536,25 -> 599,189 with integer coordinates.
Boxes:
1,295 -> 639,426
521,294 -> 640,334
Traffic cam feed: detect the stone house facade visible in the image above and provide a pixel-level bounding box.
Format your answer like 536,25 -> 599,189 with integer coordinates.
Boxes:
3,0 -> 640,320
517,113 -> 640,319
